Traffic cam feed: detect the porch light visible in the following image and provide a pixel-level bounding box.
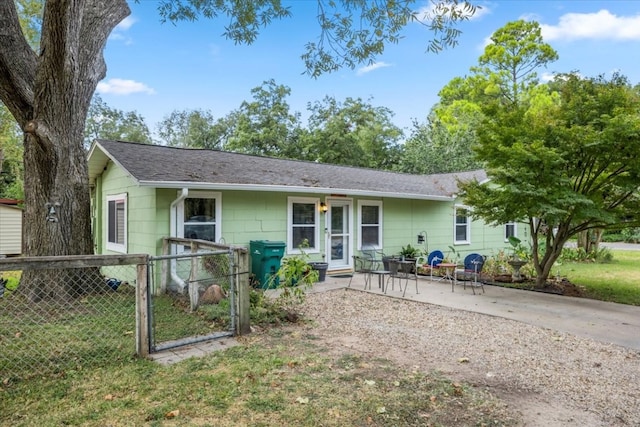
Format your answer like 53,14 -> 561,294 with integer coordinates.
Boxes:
417,231 -> 427,245
320,202 -> 328,213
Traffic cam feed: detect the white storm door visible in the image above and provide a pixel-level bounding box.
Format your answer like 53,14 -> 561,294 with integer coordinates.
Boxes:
327,199 -> 352,269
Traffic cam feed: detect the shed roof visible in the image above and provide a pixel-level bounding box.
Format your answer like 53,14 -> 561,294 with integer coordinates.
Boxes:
88,139 -> 486,201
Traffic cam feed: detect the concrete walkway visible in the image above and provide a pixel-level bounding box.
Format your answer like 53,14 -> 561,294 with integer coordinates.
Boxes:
312,273 -> 640,351
152,271 -> 640,365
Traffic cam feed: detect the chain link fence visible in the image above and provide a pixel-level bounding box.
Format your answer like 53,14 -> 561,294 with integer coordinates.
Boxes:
0,255 -> 145,382
0,245 -> 250,383
149,248 -> 238,352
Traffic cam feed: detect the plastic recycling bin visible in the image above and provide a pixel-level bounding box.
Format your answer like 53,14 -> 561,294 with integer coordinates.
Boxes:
250,240 -> 286,289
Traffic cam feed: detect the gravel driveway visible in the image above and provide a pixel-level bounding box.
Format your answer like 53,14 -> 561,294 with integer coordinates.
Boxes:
299,289 -> 640,426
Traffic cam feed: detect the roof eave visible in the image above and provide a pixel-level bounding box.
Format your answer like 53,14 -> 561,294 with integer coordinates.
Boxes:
137,180 -> 454,201
87,141 -> 141,186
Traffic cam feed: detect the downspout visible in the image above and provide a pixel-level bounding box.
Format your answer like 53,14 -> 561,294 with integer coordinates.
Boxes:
170,188 -> 189,293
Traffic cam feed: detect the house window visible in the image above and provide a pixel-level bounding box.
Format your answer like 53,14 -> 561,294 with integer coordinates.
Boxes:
454,206 -> 470,244
179,192 -> 221,243
288,197 -> 319,253
505,222 -> 517,241
106,193 -> 127,253
358,201 -> 382,249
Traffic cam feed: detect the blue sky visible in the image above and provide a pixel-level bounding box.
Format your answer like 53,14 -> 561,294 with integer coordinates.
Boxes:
99,1 -> 640,138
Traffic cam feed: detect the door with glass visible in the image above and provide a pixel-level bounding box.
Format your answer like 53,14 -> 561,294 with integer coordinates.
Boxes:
327,199 -> 352,269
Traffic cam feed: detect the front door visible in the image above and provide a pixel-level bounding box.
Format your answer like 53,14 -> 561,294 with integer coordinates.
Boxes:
327,199 -> 353,270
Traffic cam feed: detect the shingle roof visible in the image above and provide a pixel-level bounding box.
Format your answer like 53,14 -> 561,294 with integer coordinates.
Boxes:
88,139 -> 486,200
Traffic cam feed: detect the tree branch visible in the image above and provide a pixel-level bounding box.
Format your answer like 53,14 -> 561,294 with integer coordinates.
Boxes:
0,1 -> 38,127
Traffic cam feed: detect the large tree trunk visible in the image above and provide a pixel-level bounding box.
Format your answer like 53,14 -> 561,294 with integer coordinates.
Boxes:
0,1 -> 129,301
531,223 -> 569,288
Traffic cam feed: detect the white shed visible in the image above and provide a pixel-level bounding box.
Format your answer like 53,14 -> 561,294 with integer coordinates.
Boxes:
0,202 -> 23,256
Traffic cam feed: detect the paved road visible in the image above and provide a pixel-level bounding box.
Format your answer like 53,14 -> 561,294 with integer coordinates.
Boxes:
570,242 -> 640,250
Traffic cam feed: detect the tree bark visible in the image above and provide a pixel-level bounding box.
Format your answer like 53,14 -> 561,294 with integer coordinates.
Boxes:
0,1 -> 130,300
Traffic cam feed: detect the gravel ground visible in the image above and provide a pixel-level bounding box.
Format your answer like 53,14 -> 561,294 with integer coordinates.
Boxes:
299,289 -> 640,426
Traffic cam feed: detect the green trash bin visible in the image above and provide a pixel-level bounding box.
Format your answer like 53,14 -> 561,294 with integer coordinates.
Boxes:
250,240 -> 286,289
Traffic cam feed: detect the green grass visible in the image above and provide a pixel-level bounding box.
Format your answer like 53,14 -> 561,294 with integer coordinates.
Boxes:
0,327 -> 518,427
561,250 -> 640,305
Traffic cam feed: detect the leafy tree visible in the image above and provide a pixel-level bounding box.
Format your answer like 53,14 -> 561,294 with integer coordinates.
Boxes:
399,20 -> 557,175
157,108 -> 222,149
461,73 -> 640,287
474,20 -> 558,105
0,107 -> 24,200
0,0 -> 475,297
223,79 -> 302,157
398,101 -> 483,174
301,96 -> 403,169
160,1 -> 479,77
84,95 -> 152,147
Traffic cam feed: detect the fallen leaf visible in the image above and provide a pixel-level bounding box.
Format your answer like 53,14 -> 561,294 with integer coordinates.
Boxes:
104,394 -> 114,401
376,406 -> 386,414
452,383 -> 463,396
364,379 -> 376,386
165,409 -> 180,419
14,332 -> 21,338
430,395 -> 437,402
296,397 -> 309,404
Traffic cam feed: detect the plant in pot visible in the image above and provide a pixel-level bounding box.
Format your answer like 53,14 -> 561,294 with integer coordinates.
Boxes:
399,244 -> 420,261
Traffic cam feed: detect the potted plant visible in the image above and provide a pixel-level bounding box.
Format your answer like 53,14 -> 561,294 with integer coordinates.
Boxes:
399,244 -> 420,261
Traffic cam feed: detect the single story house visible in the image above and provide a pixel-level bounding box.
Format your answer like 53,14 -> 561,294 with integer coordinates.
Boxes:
87,139 -> 523,277
0,199 -> 23,257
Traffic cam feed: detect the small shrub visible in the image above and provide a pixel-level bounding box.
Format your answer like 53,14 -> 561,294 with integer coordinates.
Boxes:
559,247 -> 613,263
621,227 -> 640,244
601,232 -> 623,242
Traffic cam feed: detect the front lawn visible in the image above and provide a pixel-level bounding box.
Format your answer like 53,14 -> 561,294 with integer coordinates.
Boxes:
562,249 -> 640,305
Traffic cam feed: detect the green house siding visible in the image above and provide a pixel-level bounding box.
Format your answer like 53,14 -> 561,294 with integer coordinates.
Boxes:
93,176 -> 513,271
95,186 -> 513,266
99,162 -> 158,256
221,191 -> 287,244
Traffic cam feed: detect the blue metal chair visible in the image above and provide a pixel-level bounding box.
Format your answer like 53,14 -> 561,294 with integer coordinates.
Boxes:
457,253 -> 485,294
421,250 -> 444,281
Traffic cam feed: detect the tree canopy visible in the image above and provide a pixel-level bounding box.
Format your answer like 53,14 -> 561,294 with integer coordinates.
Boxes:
0,0 -> 478,270
84,95 -> 152,147
461,72 -> 640,286
158,0 -> 479,77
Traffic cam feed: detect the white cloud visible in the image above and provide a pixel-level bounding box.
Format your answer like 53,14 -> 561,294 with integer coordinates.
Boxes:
540,72 -> 555,82
115,16 -> 137,31
416,2 -> 491,22
541,10 -> 640,41
96,78 -> 156,95
357,62 -> 392,76
109,16 -> 137,45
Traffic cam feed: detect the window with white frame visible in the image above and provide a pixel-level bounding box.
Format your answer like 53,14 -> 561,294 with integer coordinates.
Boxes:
288,197 -> 319,253
505,221 -> 517,241
454,206 -> 470,244
106,193 -> 127,253
179,192 -> 221,243
358,200 -> 382,249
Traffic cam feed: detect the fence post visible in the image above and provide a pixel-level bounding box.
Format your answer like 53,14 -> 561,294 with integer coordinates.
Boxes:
236,248 -> 251,335
136,259 -> 150,357
160,238 -> 169,295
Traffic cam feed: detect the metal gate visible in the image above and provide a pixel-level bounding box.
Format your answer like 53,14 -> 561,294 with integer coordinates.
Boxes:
148,247 -> 238,353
